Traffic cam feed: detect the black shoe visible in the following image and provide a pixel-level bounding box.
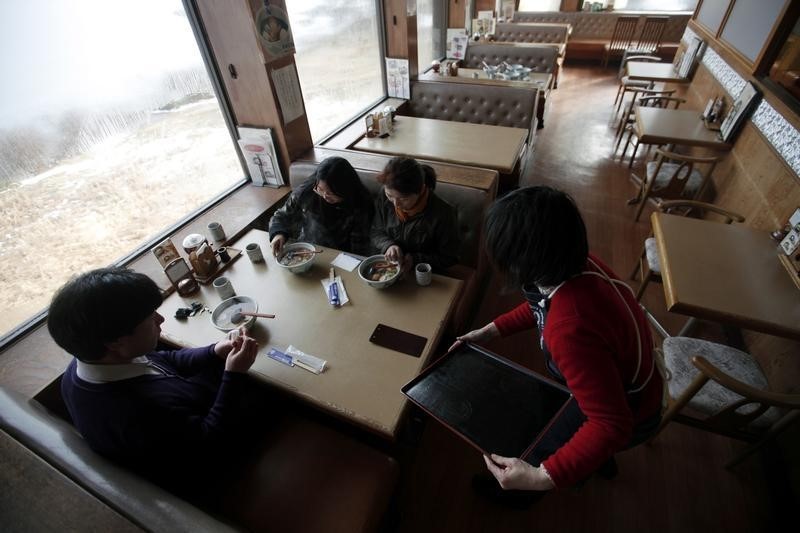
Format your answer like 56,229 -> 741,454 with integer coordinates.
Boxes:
597,457 -> 619,480
471,473 -> 546,510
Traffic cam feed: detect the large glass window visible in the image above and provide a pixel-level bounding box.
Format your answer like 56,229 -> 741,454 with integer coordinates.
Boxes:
519,0 -> 561,11
287,1 -> 385,142
417,0 -> 446,73
0,0 -> 244,339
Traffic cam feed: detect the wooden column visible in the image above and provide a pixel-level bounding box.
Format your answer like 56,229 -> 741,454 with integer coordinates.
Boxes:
449,0 -> 467,28
195,0 -> 312,175
384,0 -> 419,78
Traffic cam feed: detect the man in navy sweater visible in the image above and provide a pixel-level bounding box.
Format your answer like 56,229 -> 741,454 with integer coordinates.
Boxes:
48,267 -> 259,499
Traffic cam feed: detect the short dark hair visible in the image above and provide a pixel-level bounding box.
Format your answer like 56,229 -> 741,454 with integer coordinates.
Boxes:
47,267 -> 163,362
485,186 -> 588,287
377,156 -> 436,194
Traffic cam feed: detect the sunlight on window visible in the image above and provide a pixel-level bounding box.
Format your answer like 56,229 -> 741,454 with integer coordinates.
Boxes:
286,1 -> 384,142
0,0 -> 243,338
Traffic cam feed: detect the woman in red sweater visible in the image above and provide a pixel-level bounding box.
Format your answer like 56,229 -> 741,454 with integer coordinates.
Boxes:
458,186 -> 663,492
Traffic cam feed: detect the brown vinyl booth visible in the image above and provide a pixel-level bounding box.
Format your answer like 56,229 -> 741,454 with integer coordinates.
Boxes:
0,381 -> 398,533
290,150 -> 497,336
512,11 -> 690,63
493,22 -> 569,45
461,42 -> 559,76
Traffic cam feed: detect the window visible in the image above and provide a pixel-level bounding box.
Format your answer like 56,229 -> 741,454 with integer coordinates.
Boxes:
614,0 -> 698,11
519,0 -> 561,11
286,1 -> 385,142
0,0 -> 244,341
417,0 -> 446,72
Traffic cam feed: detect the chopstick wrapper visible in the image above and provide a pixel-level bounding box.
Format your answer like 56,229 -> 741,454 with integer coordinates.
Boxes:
321,277 -> 349,306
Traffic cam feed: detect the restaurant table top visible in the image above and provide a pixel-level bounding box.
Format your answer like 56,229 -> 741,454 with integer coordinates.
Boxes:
652,212 -> 800,340
353,116 -> 528,174
158,229 -> 463,438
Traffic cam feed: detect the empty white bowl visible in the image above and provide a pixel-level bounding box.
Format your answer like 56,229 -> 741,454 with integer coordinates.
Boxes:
211,296 -> 258,332
358,255 -> 401,289
276,242 -> 317,274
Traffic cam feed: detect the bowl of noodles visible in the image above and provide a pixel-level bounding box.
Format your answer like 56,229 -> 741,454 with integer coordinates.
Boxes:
276,242 -> 317,274
358,255 -> 401,289
211,296 -> 258,332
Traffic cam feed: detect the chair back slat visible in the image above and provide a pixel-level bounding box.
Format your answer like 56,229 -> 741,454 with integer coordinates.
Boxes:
636,16 -> 668,54
608,16 -> 639,52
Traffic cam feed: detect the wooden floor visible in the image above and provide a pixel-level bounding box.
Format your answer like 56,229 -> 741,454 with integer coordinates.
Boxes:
389,64 -> 792,533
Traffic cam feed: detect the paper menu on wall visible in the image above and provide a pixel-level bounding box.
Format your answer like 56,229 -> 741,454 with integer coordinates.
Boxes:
270,64 -> 305,125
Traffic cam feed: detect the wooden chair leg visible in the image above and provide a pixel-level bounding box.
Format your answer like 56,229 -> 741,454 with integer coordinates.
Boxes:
725,411 -> 800,469
649,373 -> 710,443
619,129 -> 634,161
613,83 -> 624,107
635,273 -> 650,301
627,139 -> 641,168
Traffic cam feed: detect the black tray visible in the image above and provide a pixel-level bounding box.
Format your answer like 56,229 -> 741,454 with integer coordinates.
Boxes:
402,342 -> 573,459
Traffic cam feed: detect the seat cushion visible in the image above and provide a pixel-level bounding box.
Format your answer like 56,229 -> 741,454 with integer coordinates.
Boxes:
663,337 -> 780,428
646,161 -> 704,197
621,76 -> 650,88
644,237 -> 660,273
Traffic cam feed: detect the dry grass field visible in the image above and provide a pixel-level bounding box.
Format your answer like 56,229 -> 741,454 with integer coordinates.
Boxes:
0,100 -> 240,335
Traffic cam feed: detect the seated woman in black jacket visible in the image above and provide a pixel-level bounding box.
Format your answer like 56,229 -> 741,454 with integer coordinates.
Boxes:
269,157 -> 374,256
371,157 -> 460,273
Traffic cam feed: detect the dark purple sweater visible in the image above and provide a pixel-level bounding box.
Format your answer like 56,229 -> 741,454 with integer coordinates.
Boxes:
61,345 -> 249,491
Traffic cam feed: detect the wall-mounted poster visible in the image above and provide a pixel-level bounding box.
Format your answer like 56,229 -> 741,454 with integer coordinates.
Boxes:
252,0 -> 295,61
719,82 -> 761,143
386,58 -> 410,99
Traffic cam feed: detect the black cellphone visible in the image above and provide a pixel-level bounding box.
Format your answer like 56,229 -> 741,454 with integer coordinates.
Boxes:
369,323 -> 427,358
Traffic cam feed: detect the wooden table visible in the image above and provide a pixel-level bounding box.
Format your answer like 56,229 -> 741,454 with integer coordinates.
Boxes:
651,212 -> 800,341
158,229 -> 462,439
626,61 -> 689,83
353,116 -> 528,174
626,107 -> 732,167
418,68 -> 550,126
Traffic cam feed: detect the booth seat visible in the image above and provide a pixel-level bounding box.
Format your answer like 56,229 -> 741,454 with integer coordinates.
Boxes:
290,150 -> 497,335
0,384 -> 398,533
494,22 -> 569,45
512,11 -> 690,62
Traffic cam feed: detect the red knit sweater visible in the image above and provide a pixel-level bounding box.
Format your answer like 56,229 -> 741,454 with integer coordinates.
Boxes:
493,255 -> 662,488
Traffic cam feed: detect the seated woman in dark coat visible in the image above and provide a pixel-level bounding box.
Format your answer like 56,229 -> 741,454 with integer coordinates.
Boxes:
371,157 -> 460,273
269,157 -> 374,256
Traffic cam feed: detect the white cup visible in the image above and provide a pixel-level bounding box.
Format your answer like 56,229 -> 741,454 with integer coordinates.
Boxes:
207,221 -> 226,241
245,242 -> 264,263
415,263 -> 432,286
213,276 -> 235,300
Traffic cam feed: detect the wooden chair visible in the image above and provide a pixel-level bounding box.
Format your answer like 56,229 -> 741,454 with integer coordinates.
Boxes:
628,149 -> 720,221
630,200 -> 745,302
614,54 -> 662,113
613,88 -> 677,156
648,329 -> 800,469
618,96 -> 687,167
602,16 -> 639,68
635,16 -> 668,56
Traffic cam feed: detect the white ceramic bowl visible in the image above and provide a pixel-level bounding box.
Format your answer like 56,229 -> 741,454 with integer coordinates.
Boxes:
276,242 -> 316,274
211,296 -> 258,332
358,255 -> 401,289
